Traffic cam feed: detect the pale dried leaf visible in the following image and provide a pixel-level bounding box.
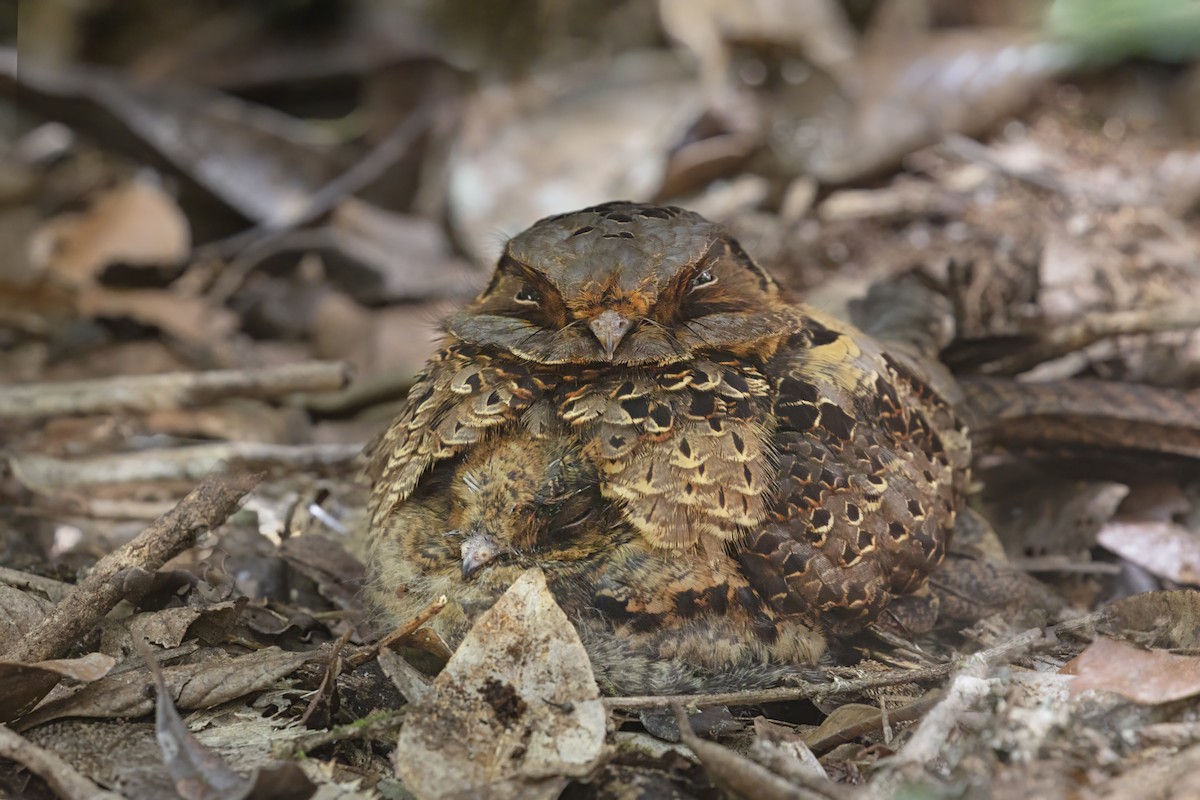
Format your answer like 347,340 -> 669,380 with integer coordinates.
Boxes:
0,584 -> 56,654
29,178 -> 190,286
394,568 -> 608,800
0,653 -> 116,724
447,54 -> 702,263
1097,521 -> 1200,585
17,647 -> 307,729
795,31 -> 1070,183
1063,637 -> 1200,704
75,286 -> 238,347
377,647 -> 430,705
800,703 -> 882,748
8,56 -> 343,224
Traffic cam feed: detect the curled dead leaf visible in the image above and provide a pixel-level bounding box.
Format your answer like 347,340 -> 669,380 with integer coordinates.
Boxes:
394,568 -> 609,800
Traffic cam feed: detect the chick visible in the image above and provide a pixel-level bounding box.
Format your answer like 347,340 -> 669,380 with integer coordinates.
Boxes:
365,428 -> 825,694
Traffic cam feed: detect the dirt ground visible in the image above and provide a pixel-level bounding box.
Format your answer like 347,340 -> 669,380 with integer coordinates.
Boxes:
2,2 -> 1200,798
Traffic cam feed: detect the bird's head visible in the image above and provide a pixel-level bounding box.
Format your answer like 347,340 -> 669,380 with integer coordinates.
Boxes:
446,202 -> 801,366
445,434 -> 616,579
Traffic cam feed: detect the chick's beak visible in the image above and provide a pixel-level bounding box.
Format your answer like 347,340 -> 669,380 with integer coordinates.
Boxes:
588,309 -> 632,361
460,530 -> 501,579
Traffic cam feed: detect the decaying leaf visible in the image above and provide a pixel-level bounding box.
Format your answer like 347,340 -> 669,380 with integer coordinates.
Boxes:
136,637 -> 251,800
1107,590 -> 1200,650
1096,521 -> 1200,586
394,568 -> 609,800
0,584 -> 56,654
29,177 -> 190,287
447,53 -> 702,263
1063,636 -> 1200,704
135,638 -> 316,800
5,53 -> 346,225
16,646 -> 308,730
801,702 -> 885,750
0,653 -> 116,724
99,600 -> 247,655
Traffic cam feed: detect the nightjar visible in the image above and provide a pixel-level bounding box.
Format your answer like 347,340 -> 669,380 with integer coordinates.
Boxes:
363,202 -> 970,693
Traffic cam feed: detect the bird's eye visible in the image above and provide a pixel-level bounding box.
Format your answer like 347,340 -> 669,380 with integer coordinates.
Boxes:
689,270 -> 716,291
515,283 -> 541,304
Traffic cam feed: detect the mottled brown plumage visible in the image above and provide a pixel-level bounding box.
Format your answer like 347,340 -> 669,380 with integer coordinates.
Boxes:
363,202 -> 970,692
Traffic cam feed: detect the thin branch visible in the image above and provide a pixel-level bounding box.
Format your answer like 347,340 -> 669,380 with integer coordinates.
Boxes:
982,303 -> 1200,376
3,473 -> 260,664
0,724 -> 124,800
0,361 -> 351,419
605,618 -> 1101,712
11,442 -> 360,489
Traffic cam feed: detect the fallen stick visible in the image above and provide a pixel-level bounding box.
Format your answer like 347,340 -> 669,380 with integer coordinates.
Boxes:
0,361 -> 351,419
0,724 -> 124,800
3,473 -> 260,664
11,442 -> 360,489
981,303 -> 1200,376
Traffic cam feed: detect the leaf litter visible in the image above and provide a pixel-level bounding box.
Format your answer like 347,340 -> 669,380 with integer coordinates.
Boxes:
3,2 -> 1200,798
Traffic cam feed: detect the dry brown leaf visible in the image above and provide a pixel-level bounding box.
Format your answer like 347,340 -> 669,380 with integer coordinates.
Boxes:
75,285 -> 238,347
99,601 -> 246,655
277,534 -> 367,620
0,585 -> 56,655
1107,591 -> 1200,650
394,568 -> 608,800
781,30 -> 1068,183
1097,521 -> 1200,586
1063,637 -> 1200,704
0,653 -> 116,724
30,178 -> 190,286
326,199 -> 481,303
447,53 -> 702,263
659,0 -> 857,98
986,477 -> 1128,561
800,703 -> 883,749
9,59 -> 345,225
136,637 -> 250,800
16,647 -> 307,730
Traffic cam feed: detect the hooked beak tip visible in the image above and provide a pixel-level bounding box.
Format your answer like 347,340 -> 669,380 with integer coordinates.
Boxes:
460,531 -> 500,579
589,309 -> 632,361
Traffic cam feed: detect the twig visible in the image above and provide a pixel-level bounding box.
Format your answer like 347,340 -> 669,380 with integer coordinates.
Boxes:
606,618 -> 1093,712
0,724 -> 124,800
299,628 -> 353,727
376,595 -> 449,651
605,663 -> 952,711
889,675 -> 990,765
210,100 -> 436,299
672,703 -> 847,800
272,709 -> 407,761
346,595 -> 448,669
864,622 -> 1092,796
2,473 -> 260,664
982,303 -> 1200,376
0,361 -> 351,419
11,442 -> 360,489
